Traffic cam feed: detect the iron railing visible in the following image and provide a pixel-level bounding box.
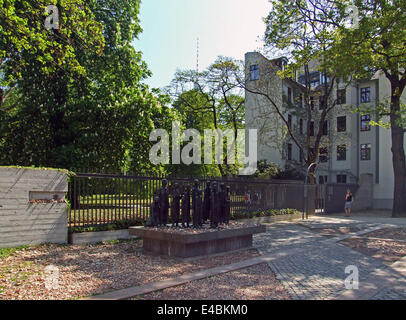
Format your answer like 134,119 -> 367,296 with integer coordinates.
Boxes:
68,172 -> 320,228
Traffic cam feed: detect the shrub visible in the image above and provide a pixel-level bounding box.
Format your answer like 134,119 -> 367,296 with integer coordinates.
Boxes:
68,218 -> 145,234
231,208 -> 300,220
0,245 -> 29,259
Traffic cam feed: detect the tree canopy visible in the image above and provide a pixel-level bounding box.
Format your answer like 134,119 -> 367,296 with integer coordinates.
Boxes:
262,0 -> 406,215
0,0 -> 177,174
332,0 -> 406,216
167,57 -> 246,177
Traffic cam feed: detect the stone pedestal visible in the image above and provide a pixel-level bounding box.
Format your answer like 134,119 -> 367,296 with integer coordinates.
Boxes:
129,225 -> 266,258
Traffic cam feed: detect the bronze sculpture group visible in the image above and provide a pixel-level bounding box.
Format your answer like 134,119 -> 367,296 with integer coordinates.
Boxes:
146,179 -> 231,229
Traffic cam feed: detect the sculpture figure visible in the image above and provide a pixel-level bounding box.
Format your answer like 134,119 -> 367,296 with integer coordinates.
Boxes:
145,179 -> 231,230
158,179 -> 169,226
181,184 -> 191,227
171,183 -> 181,227
192,179 -> 203,228
202,181 -> 211,222
145,195 -> 160,227
210,182 -> 219,228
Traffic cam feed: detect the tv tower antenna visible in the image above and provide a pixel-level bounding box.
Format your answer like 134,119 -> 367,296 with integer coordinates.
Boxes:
194,37 -> 200,90
196,37 -> 199,74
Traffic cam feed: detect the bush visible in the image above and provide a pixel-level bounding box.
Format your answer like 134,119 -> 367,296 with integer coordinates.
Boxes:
253,160 -> 305,180
0,245 -> 29,259
231,208 -> 300,221
68,218 -> 145,234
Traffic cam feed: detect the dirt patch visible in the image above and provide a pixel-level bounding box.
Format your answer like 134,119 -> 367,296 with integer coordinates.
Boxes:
0,240 -> 259,300
339,237 -> 406,264
311,226 -> 364,237
362,228 -> 406,242
144,221 -> 261,235
133,263 -> 290,300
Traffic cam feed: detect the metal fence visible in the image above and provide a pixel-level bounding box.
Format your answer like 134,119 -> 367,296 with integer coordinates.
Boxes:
324,183 -> 359,214
68,172 -> 321,228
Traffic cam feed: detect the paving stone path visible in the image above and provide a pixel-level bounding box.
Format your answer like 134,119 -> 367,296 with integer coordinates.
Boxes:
86,215 -> 406,300
254,216 -> 406,300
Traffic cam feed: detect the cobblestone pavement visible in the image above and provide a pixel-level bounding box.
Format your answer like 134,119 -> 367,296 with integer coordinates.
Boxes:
253,217 -> 406,300
371,285 -> 406,300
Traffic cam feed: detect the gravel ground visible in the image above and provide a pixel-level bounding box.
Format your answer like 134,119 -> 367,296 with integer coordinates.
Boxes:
339,237 -> 406,264
0,240 -> 259,300
133,263 -> 290,300
144,221 -> 260,235
311,226 -> 365,237
361,228 -> 406,242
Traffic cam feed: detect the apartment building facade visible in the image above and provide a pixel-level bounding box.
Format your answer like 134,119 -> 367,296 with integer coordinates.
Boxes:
245,51 -> 406,210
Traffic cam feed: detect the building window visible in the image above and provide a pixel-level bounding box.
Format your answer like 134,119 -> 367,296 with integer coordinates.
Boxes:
288,87 -> 292,103
361,114 -> 371,131
318,176 -> 328,184
320,74 -> 330,84
319,147 -> 328,163
299,93 -> 303,108
337,116 -> 346,132
310,96 -> 314,110
299,119 -> 303,134
288,114 -> 292,129
337,174 -> 347,184
299,149 -> 303,164
250,65 -> 259,81
360,87 -> 371,103
337,144 -> 347,161
322,121 -> 328,136
287,143 -> 292,160
337,89 -> 346,105
360,143 -> 371,160
282,59 -> 287,71
309,121 -> 314,136
310,80 -> 320,87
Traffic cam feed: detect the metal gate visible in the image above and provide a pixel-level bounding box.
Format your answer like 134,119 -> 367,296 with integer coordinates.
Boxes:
323,183 -> 359,214
67,172 -> 316,229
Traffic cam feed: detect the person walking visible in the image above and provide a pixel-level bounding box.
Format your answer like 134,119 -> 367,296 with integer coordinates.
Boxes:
344,189 -> 353,217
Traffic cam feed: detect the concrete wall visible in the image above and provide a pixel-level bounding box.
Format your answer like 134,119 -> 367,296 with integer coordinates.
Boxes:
69,229 -> 137,245
0,167 -> 68,248
245,52 -> 285,167
352,173 -> 373,211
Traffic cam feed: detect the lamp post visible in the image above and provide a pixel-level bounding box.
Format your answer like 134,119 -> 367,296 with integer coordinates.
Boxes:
303,162 -> 318,220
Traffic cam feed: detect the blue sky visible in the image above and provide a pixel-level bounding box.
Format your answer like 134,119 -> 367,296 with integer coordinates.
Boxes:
134,0 -> 271,89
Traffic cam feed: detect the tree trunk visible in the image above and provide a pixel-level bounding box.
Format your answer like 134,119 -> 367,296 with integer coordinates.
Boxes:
390,94 -> 406,217
0,88 -> 3,108
305,157 -> 317,185
391,99 -> 406,217
218,163 -> 226,177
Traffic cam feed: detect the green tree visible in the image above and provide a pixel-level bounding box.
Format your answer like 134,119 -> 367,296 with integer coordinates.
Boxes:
237,0 -> 350,183
168,56 -> 246,177
170,90 -> 220,177
0,0 -> 104,108
0,0 -> 174,174
276,0 -> 406,215
128,90 -> 180,175
332,0 -> 406,216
